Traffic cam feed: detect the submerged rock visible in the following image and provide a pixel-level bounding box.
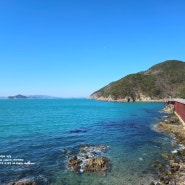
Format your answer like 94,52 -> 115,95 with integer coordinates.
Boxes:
161,153 -> 169,159
80,145 -> 110,154
7,177 -> 37,185
7,175 -> 49,185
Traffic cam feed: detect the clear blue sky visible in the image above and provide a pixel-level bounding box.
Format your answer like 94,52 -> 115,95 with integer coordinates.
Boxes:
0,0 -> 185,97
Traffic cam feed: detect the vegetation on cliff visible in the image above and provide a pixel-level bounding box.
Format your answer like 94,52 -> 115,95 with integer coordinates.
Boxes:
90,60 -> 185,101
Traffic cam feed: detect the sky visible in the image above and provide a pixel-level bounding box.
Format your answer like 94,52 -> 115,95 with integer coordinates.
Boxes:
0,0 -> 185,97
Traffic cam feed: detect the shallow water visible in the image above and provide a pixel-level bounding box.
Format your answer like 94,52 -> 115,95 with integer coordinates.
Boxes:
0,99 -> 174,184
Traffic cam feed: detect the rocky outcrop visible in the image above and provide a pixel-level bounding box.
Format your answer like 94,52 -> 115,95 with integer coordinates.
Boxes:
90,94 -> 164,102
67,145 -> 110,173
162,104 -> 175,114
83,156 -> 109,173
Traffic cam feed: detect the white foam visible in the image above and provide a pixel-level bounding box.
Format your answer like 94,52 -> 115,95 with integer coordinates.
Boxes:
171,150 -> 177,154
171,144 -> 185,154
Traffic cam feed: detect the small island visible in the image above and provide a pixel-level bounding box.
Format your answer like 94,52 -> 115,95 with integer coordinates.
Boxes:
7,94 -> 28,99
7,94 -> 56,99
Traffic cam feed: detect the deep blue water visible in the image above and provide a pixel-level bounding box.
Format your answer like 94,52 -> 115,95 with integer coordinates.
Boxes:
0,99 -> 174,184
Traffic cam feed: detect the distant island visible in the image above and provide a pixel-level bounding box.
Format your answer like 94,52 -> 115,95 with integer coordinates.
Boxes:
90,60 -> 185,102
7,94 -> 56,99
8,94 -> 28,99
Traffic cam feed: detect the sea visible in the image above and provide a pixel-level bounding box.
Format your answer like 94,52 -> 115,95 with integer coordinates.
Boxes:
0,99 -> 176,185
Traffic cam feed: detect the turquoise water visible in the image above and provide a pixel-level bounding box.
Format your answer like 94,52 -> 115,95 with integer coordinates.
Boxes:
0,99 -> 173,184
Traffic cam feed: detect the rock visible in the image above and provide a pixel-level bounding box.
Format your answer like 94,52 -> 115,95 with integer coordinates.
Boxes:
149,181 -> 155,185
160,176 -> 164,182
7,178 -> 37,185
161,153 -> 169,159
170,163 -> 180,173
67,145 -> 110,174
80,145 -> 109,154
84,155 -> 88,159
163,177 -> 170,184
7,175 -> 48,185
67,156 -> 82,172
173,156 -> 181,163
84,156 -> 110,173
91,151 -> 97,156
80,145 -> 91,153
15,182 -> 36,185
69,155 -> 77,161
97,145 -> 109,151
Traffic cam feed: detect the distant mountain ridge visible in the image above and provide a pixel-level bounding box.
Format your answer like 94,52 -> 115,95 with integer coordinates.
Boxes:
90,60 -> 185,102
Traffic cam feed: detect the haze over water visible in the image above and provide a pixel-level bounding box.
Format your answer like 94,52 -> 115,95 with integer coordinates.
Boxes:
0,99 -> 174,184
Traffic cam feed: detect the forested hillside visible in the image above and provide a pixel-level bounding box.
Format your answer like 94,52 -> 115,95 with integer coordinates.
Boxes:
90,60 -> 185,102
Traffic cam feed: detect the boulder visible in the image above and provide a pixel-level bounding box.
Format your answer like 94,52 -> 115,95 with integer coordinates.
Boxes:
149,182 -> 155,185
67,155 -> 82,172
84,156 -> 110,172
170,163 -> 180,173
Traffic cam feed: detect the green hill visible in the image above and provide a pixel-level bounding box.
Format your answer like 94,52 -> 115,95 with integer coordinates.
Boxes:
90,60 -> 185,102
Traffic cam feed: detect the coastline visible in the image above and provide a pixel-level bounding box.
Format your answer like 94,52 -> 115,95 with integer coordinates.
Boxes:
89,96 -> 165,103
153,105 -> 185,185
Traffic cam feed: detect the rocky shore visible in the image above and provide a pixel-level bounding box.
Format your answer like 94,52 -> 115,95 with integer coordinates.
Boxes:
152,104 -> 185,185
89,95 -> 165,102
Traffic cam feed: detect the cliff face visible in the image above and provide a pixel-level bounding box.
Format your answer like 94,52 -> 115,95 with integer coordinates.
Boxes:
90,60 -> 185,102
